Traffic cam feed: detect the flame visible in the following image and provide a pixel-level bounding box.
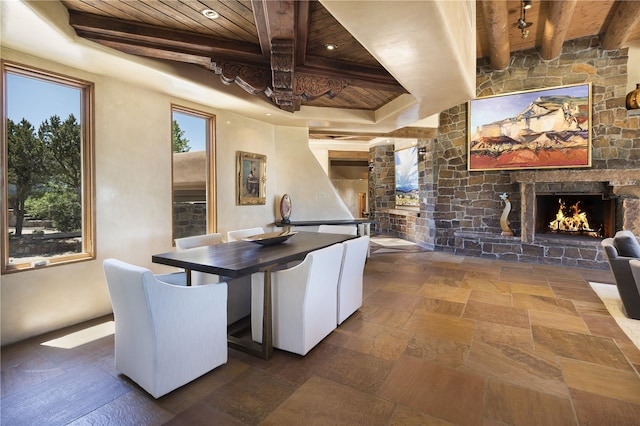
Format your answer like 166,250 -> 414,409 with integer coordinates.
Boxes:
549,198 -> 596,234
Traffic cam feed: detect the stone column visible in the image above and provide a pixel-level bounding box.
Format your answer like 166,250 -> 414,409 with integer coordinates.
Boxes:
520,183 -> 535,243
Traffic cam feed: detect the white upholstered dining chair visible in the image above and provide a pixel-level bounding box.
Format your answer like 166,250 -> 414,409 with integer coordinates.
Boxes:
103,258 -> 228,398
226,227 -> 265,242
337,235 -> 370,325
172,232 -> 251,325
168,233 -> 226,285
175,232 -> 225,250
250,243 -> 344,356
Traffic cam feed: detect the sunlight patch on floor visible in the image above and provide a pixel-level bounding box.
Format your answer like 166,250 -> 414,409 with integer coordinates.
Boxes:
41,320 -> 115,349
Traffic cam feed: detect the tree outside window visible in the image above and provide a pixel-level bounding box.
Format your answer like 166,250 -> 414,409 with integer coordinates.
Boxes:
2,63 -> 94,272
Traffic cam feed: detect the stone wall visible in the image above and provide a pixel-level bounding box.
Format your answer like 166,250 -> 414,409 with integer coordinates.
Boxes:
173,202 -> 207,240
369,145 -> 395,234
370,35 -> 639,269
433,36 -> 640,268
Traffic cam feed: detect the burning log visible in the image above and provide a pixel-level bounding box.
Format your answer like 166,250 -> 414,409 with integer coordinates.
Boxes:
548,198 -> 602,238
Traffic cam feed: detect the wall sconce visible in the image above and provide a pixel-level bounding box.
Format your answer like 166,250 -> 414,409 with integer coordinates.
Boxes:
369,162 -> 375,172
517,0 -> 533,39
418,147 -> 427,161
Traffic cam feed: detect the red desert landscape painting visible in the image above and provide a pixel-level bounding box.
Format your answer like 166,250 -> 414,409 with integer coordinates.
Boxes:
468,83 -> 591,171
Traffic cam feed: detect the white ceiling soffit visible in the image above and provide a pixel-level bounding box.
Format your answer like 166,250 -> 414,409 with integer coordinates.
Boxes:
1,1 -> 473,133
320,0 -> 476,127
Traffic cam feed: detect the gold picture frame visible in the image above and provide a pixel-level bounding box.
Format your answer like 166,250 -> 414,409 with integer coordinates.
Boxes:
467,83 -> 592,171
237,151 -> 266,205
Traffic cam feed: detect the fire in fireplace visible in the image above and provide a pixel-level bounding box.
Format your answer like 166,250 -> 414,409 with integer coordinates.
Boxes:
536,194 -> 615,239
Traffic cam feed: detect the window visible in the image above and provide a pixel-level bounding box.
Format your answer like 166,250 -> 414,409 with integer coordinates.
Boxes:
2,62 -> 94,272
395,145 -> 419,208
171,106 -> 216,241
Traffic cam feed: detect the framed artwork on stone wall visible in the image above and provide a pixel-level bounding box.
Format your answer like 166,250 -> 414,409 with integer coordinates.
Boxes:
467,83 -> 592,171
236,151 -> 266,205
395,145 -> 419,207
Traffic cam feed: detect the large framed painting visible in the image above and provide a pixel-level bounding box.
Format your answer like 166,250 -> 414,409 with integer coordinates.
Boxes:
467,83 -> 592,171
237,151 -> 266,205
395,145 -> 419,207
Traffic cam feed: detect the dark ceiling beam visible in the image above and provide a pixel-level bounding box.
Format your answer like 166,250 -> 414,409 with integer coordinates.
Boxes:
300,58 -> 406,93
67,4 -> 404,112
480,0 -> 510,71
295,1 -> 311,65
260,1 -> 298,111
68,10 -> 266,65
541,0 -> 577,60
251,0 -> 271,57
80,35 -> 213,67
602,0 -> 640,50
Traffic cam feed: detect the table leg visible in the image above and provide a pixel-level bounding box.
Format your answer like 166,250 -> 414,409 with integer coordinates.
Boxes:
261,267 -> 273,360
186,270 -> 192,286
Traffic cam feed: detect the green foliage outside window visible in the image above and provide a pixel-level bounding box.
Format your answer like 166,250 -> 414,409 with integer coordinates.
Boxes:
172,119 -> 191,153
7,114 -> 81,236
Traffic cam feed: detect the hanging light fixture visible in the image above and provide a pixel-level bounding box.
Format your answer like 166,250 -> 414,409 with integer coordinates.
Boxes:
517,0 -> 533,39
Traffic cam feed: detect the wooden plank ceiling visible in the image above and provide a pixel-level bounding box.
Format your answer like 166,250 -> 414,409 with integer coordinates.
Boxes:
60,0 -> 640,138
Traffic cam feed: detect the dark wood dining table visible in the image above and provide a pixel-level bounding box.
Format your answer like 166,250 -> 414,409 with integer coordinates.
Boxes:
151,231 -> 356,360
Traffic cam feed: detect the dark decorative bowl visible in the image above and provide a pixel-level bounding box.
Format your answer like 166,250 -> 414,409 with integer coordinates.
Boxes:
243,231 -> 297,246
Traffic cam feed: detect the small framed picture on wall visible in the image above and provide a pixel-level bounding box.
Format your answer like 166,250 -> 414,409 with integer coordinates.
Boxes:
236,151 -> 266,205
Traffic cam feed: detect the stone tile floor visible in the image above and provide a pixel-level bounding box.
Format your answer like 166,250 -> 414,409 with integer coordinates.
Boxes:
2,236 -> 640,425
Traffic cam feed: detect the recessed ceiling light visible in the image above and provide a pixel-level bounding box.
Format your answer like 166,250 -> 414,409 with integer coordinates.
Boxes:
202,9 -> 219,19
325,44 -> 338,51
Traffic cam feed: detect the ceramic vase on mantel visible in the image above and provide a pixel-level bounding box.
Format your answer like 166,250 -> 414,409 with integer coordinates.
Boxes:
626,83 -> 640,110
280,194 -> 292,224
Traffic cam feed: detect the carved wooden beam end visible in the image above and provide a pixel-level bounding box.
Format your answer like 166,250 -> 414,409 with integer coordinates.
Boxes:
211,62 -> 270,95
295,74 -> 349,101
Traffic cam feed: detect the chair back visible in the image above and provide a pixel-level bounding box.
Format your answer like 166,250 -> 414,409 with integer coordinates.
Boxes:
227,227 -> 265,242
251,243 -> 344,355
318,224 -> 357,235
174,233 -> 224,286
337,236 -> 369,324
103,259 -> 156,383
103,258 -> 229,398
303,243 -> 344,326
175,233 -> 224,250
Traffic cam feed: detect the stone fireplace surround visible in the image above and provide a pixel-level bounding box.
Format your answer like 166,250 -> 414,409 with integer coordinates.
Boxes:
512,169 -> 640,243
451,170 -> 640,270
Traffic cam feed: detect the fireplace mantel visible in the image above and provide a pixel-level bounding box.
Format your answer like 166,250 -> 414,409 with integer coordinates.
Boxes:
511,169 -> 640,192
510,169 -> 640,242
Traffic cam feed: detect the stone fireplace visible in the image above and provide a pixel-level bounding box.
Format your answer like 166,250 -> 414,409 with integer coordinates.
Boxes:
512,169 -> 640,244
